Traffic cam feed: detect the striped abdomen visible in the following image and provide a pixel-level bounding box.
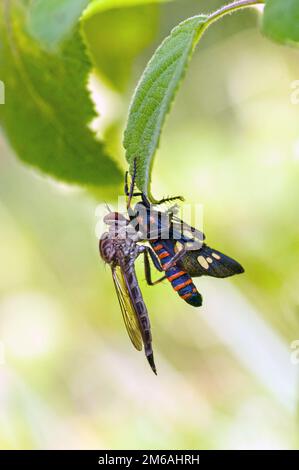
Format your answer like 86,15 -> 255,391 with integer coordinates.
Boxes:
124,265 -> 156,373
151,240 -> 202,307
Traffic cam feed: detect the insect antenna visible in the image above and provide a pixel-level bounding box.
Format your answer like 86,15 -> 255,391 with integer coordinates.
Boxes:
105,202 -> 112,213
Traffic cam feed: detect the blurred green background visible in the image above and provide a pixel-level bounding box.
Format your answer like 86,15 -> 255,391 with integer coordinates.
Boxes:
0,0 -> 299,449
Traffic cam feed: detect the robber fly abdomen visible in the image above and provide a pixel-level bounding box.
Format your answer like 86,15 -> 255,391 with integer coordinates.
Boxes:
122,263 -> 154,366
99,214 -> 157,374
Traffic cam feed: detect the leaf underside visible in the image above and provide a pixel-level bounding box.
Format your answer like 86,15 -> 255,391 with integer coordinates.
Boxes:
123,15 -> 208,199
27,0 -> 90,50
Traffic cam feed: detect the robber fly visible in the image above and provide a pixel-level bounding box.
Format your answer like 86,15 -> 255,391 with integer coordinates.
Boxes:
99,210 -> 165,374
125,161 -> 244,307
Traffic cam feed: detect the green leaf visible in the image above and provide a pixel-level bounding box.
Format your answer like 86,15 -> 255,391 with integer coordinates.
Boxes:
83,0 -> 168,18
81,0 -> 163,91
0,0 -> 121,188
27,0 -> 90,49
262,0 -> 299,46
123,15 -> 208,198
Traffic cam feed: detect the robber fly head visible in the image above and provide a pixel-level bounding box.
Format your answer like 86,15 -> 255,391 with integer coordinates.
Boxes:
104,211 -> 127,226
103,211 -> 130,240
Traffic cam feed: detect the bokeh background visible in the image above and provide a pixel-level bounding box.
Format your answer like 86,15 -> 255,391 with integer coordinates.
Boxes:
1,0 -> 299,449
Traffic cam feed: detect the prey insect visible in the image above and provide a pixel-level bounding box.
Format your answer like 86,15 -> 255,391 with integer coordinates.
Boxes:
125,161 -> 244,307
99,211 -> 164,375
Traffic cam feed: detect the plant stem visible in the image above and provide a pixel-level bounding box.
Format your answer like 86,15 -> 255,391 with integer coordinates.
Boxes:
207,0 -> 265,28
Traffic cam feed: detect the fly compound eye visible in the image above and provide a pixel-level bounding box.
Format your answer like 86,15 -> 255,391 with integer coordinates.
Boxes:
99,237 -> 115,263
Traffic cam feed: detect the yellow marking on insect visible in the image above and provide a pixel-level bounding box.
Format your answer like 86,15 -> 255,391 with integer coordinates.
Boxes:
207,257 -> 213,264
197,256 -> 209,270
212,253 -> 221,260
174,242 -> 184,253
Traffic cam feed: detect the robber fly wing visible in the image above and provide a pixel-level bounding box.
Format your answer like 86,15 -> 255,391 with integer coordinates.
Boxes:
112,266 -> 143,351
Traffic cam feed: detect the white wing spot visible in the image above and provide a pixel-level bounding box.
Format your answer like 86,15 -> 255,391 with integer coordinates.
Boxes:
212,252 -> 221,260
197,256 -> 209,270
207,257 -> 213,264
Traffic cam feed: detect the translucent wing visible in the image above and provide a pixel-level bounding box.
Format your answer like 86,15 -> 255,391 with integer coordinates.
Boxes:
111,266 -> 143,351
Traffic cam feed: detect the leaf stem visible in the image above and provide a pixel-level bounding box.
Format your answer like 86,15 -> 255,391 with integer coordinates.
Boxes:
206,0 -> 265,28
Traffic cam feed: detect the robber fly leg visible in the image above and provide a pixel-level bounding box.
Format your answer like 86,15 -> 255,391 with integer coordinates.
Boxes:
155,195 -> 185,205
143,249 -> 166,286
138,245 -> 163,272
140,193 -> 184,209
138,245 -> 166,285
124,171 -> 129,196
125,159 -> 143,209
147,246 -> 164,272
124,171 -> 142,198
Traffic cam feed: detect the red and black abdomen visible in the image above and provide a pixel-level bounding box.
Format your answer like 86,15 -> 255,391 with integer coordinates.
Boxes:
151,240 -> 202,307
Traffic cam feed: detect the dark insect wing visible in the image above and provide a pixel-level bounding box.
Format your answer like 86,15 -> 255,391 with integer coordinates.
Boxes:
168,214 -> 244,278
130,203 -> 205,248
170,214 -> 205,248
111,266 -> 143,351
179,243 -> 245,279
200,245 -> 244,278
